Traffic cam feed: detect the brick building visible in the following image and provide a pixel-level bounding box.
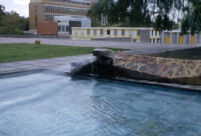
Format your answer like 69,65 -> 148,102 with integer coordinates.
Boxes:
29,0 -> 92,30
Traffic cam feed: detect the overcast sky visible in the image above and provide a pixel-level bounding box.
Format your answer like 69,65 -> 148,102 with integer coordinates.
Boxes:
0,0 -> 30,17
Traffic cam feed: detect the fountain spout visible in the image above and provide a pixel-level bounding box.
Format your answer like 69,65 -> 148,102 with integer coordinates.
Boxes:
70,49 -> 116,77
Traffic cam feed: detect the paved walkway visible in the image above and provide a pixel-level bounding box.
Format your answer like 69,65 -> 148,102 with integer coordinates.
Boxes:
0,54 -> 92,75
0,37 -> 201,50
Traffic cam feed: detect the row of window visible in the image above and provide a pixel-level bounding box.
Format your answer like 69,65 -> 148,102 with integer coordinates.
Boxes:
58,25 -> 69,32
44,14 -> 54,21
44,5 -> 88,15
48,0 -> 91,6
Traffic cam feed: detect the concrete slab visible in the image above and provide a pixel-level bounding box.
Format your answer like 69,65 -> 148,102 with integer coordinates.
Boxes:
0,54 -> 92,75
0,67 -> 19,73
0,37 -> 201,50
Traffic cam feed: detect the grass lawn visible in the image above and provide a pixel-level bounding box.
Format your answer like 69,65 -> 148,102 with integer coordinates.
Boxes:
0,44 -> 126,63
151,47 -> 201,60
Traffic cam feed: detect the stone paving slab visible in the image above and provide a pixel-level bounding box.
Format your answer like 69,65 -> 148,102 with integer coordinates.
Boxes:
0,54 -> 92,75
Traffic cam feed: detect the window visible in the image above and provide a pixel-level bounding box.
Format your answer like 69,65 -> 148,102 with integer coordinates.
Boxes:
100,29 -> 103,35
66,26 -> 69,32
114,30 -> 118,36
121,30 -> 125,36
107,30 -> 110,35
35,5 -> 38,13
94,29 -> 97,35
58,26 -> 62,32
137,30 -> 140,36
87,29 -> 90,35
62,26 -> 65,32
35,15 -> 38,28
44,5 -> 88,15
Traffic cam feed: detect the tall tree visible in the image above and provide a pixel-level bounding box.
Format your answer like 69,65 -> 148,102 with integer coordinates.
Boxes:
88,0 -> 152,27
0,5 -> 5,25
149,0 -> 201,34
181,0 -> 201,34
128,0 -> 151,26
0,11 -> 22,34
0,5 -> 29,34
0,4 -> 5,17
149,0 -> 184,30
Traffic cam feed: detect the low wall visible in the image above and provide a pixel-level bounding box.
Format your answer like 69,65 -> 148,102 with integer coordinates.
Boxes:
72,27 -> 201,45
72,27 -> 157,43
162,31 -> 201,45
113,52 -> 201,85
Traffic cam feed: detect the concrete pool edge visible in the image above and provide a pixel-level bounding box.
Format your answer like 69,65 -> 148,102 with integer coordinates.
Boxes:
0,69 -> 47,79
116,78 -> 201,92
0,68 -> 201,92
73,75 -> 201,92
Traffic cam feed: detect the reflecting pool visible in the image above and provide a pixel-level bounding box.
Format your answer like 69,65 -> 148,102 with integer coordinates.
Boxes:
0,67 -> 201,136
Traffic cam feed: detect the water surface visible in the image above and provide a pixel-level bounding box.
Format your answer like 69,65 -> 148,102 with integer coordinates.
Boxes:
0,67 -> 201,136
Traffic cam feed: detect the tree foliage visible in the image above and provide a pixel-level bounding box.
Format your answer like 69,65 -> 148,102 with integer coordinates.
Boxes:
181,0 -> 201,34
88,0 -> 201,34
88,0 -> 152,27
0,4 -> 29,35
0,4 -> 5,25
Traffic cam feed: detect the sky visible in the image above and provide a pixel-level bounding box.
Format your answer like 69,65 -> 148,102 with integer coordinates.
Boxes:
0,0 -> 30,17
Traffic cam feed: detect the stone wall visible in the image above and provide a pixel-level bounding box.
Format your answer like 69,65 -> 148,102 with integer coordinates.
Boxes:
114,52 -> 201,85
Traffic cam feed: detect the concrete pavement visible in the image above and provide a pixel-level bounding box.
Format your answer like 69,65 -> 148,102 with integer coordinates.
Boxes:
0,37 -> 201,51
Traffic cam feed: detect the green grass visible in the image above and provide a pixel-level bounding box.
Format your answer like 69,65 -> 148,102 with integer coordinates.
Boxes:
151,47 -> 201,60
0,44 -> 126,63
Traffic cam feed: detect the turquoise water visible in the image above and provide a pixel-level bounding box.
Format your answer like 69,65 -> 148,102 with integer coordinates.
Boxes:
0,70 -> 201,136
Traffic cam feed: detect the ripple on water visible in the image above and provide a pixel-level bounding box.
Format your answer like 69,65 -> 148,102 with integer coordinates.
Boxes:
0,71 -> 201,136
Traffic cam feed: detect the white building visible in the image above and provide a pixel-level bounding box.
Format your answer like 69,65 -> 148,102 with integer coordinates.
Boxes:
54,15 -> 91,35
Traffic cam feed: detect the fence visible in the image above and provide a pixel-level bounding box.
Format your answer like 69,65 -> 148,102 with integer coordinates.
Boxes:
162,30 -> 201,45
72,27 -> 201,45
150,30 -> 161,43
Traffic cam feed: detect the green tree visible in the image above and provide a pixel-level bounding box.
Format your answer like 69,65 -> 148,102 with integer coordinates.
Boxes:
0,11 -> 23,34
20,17 -> 29,31
181,0 -> 201,34
0,4 -> 29,34
0,4 -> 5,16
149,0 -> 184,31
149,0 -> 200,33
88,0 -> 152,27
0,5 -> 5,25
127,0 -> 151,27
88,2 -> 103,26
88,0 -> 117,26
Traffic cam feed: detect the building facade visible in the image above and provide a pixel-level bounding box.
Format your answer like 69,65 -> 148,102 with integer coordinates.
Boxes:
29,0 -> 91,30
54,15 -> 91,35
